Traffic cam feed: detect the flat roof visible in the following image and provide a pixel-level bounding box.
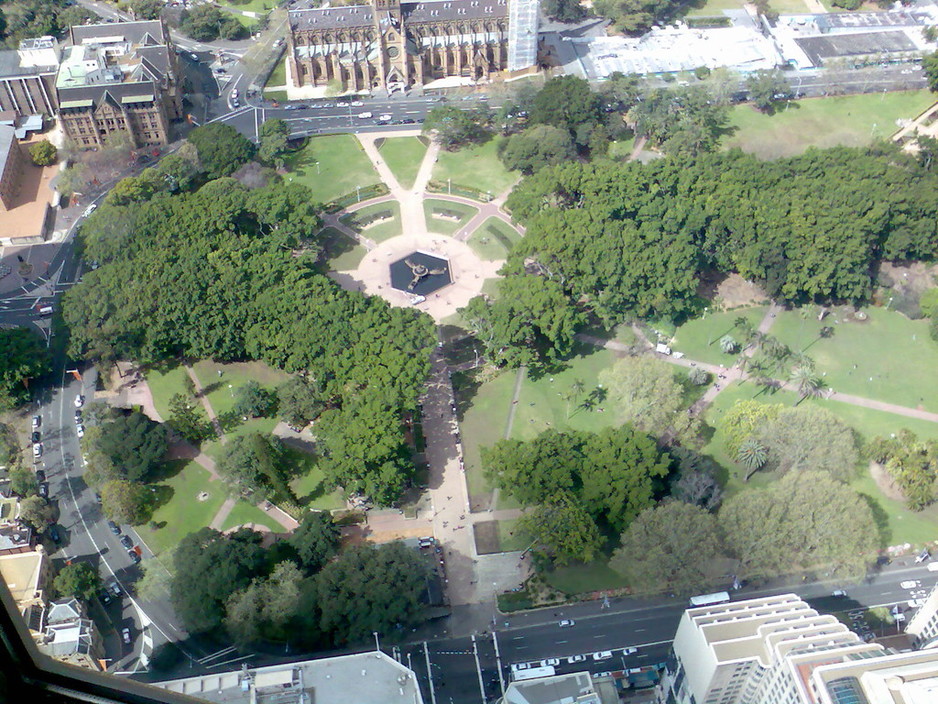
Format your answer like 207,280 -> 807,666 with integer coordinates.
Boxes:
795,30 -> 918,64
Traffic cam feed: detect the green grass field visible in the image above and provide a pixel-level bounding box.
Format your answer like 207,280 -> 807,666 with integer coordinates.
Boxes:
289,453 -> 345,510
340,201 -> 402,243
702,381 -> 938,545
424,198 -> 478,235
320,227 -> 367,271
377,137 -> 427,189
497,518 -> 529,552
266,57 -> 287,87
217,0 -> 276,13
286,135 -> 380,203
432,137 -> 517,196
766,307 -> 938,413
723,91 -> 935,159
190,360 -> 288,419
220,501 -> 283,533
145,364 -> 190,421
466,217 -> 522,262
264,89 -> 289,103
542,560 -> 628,594
140,462 -> 226,555
687,0 -> 808,16
670,306 -> 767,366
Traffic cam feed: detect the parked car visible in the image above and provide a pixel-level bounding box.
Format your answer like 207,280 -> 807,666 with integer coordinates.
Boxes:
121,628 -> 132,644
357,112 -> 373,119
108,581 -> 123,597
592,651 -> 613,661
558,619 -> 575,628
128,549 -> 141,564
400,118 -> 416,124
38,482 -> 49,498
47,525 -> 60,543
107,521 -> 121,535
74,395 -> 84,408
100,590 -> 111,605
540,659 -> 560,667
901,580 -> 921,589
35,469 -> 45,482
83,204 -> 97,218
75,410 -> 82,423
510,663 -> 530,672
622,646 -> 639,656
76,425 -> 84,438
32,443 -> 42,459
31,431 -> 40,443
32,415 -> 41,429
832,589 -> 848,598
567,655 -> 586,664
120,535 -> 133,549
594,672 -> 614,679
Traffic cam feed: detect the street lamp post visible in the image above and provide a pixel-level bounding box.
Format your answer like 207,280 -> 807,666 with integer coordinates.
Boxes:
373,631 -> 381,652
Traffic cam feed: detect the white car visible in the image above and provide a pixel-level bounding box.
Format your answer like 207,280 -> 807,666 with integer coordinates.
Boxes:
121,627 -> 132,644
567,655 -> 586,664
540,659 -> 559,667
909,598 -> 925,609
83,204 -> 97,218
357,112 -> 373,119
32,443 -> 42,459
510,663 -> 529,672
350,100 -> 364,107
594,671 -> 614,679
32,415 -> 41,429
76,425 -> 85,439
592,651 -> 613,661
900,580 -> 921,589
74,395 -> 84,408
558,619 -> 575,628
377,113 -> 392,121
622,647 -> 638,656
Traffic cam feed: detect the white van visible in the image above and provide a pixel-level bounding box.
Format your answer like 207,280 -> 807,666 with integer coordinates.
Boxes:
928,562 -> 938,572
37,305 -> 53,317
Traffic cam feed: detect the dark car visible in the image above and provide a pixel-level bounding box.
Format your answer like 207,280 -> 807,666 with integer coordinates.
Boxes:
107,521 -> 121,535
31,431 -> 41,443
99,590 -> 111,605
400,118 -> 416,124
108,581 -> 123,597
121,628 -> 132,644
38,483 -> 49,498
128,550 -> 141,564
74,410 -> 82,423
35,469 -> 45,482
47,525 -> 60,543
120,535 -> 133,549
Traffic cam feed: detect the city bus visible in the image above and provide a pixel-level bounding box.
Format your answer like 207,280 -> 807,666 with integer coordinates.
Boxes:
689,591 -> 731,608
512,665 -> 556,681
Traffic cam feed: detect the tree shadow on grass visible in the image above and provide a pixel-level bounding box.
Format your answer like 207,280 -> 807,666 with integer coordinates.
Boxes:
151,485 -> 175,512
856,491 -> 891,549
198,380 -> 225,398
451,369 -> 483,421
150,459 -> 188,484
216,410 -> 246,433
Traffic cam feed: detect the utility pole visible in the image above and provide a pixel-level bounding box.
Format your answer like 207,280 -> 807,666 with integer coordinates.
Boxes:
471,634 -> 486,704
423,642 -> 438,704
492,630 -> 506,697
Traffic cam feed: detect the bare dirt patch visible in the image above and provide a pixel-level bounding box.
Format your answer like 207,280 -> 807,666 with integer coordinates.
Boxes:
699,272 -> 769,310
870,461 -> 906,503
473,520 -> 501,555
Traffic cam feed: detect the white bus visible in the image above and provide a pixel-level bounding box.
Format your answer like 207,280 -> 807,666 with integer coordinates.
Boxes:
512,665 -> 556,681
689,591 -> 731,607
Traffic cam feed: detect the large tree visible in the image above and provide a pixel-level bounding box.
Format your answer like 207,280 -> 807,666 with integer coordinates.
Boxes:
720,471 -> 877,581
483,429 -> 584,506
315,542 -> 428,645
8,466 -> 38,498
217,433 -> 293,502
516,492 -> 603,566
422,106 -> 490,150
233,381 -> 275,419
542,0 -> 587,22
499,125 -> 577,175
18,496 -> 55,531
171,528 -> 267,633
187,123 -> 256,178
288,511 -> 340,574
717,400 -> 783,458
0,328 -> 50,410
757,406 -> 859,482
599,356 -> 698,444
180,4 -> 246,41
95,411 -> 167,483
257,118 -> 291,168
530,76 -> 603,139
54,562 -> 101,601
276,377 -> 324,428
744,70 -> 792,112
924,50 -> 938,93
611,502 -> 726,594
866,430 -> 938,511
225,561 -> 306,645
101,480 -> 153,525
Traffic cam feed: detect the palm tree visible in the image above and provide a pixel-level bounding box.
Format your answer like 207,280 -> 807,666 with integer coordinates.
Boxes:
719,334 -> 738,354
790,365 -> 822,400
737,439 -> 768,480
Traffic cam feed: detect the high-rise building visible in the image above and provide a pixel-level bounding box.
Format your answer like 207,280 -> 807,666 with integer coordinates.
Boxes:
905,582 -> 938,650
56,20 -> 182,149
286,0 -> 540,94
659,593 -> 938,704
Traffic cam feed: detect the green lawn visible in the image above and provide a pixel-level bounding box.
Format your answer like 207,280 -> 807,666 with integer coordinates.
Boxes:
670,306 -> 767,366
201,417 -> 281,465
424,198 -> 478,235
766,306 -> 938,413
466,217 -> 521,262
687,0 -> 808,16
431,137 -> 518,196
264,89 -> 289,103
266,56 -> 287,87
606,137 -> 636,161
320,227 -> 367,271
542,560 -> 628,595
285,135 -> 380,204
702,381 -> 938,545
145,364 -> 191,421
724,91 -> 935,159
377,137 -> 427,189
190,360 -> 288,420
139,462 -> 226,556
497,518 -> 530,552
217,0 -> 276,13
340,201 -> 402,243
459,346 -> 620,508
220,501 -> 283,533
288,452 -> 344,510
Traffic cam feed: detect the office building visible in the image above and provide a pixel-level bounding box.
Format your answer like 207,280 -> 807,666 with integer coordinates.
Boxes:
0,37 -> 60,116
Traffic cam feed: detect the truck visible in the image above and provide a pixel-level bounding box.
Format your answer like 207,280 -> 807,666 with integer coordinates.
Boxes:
512,665 -> 556,681
689,591 -> 731,607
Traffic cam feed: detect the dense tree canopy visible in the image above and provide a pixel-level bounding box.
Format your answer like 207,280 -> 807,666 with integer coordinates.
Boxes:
628,85 -> 729,155
316,542 -> 429,645
54,562 -> 101,601
1,0 -> 92,46
542,0 -> 587,22
0,328 -> 50,410
180,4 -> 246,41
611,502 -> 725,594
95,412 -> 167,483
422,106 -> 490,150
187,124 -> 256,178
101,479 -> 153,525
720,472 -> 877,581
499,125 -> 577,175
593,0 -> 696,34
867,430 -> 938,511
757,406 -> 858,482
518,492 -> 604,566
502,148 -> 938,334
287,511 -> 341,574
218,433 -> 293,502
225,561 -> 308,645
171,528 -> 267,633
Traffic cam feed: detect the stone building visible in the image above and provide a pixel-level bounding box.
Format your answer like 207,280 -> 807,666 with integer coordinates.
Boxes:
0,124 -> 26,211
287,0 -> 538,93
56,20 -> 182,149
0,37 -> 60,116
